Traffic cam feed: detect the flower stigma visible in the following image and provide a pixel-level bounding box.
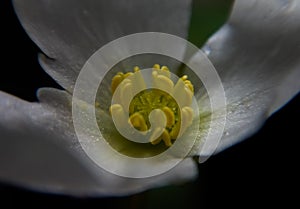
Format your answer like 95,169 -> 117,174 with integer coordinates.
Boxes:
109,64 -> 195,147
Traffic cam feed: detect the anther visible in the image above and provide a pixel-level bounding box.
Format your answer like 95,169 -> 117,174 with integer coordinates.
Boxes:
129,112 -> 148,131
110,65 -> 195,147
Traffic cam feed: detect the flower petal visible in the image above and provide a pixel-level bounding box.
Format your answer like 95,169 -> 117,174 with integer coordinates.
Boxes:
0,89 -> 198,196
199,0 -> 300,155
13,0 -> 192,92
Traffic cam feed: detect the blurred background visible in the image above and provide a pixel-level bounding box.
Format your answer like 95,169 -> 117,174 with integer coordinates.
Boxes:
0,0 -> 299,208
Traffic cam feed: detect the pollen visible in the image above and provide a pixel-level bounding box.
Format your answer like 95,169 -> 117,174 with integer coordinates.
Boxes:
109,64 -> 194,147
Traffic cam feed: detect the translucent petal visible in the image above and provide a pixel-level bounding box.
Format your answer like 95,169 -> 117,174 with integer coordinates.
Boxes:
13,0 -> 192,92
0,89 -> 198,196
198,0 -> 300,155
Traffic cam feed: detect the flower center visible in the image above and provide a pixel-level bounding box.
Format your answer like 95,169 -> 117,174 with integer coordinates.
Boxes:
110,64 -> 194,147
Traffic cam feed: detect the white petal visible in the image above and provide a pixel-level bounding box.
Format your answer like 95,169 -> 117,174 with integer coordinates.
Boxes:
199,0 -> 300,154
0,89 -> 198,196
13,0 -> 192,92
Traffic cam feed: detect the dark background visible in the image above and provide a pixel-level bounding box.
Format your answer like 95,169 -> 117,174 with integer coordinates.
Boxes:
0,0 -> 299,208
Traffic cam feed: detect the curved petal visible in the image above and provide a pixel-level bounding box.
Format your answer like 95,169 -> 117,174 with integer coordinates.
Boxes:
199,0 -> 300,155
13,0 -> 192,92
0,89 -> 198,196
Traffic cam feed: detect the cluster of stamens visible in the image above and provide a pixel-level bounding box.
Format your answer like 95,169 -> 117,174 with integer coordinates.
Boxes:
109,64 -> 194,147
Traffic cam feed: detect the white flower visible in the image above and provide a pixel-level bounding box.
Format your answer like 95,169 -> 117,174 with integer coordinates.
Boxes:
0,0 -> 299,197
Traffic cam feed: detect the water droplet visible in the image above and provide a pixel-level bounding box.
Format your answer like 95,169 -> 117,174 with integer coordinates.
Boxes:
203,45 -> 211,55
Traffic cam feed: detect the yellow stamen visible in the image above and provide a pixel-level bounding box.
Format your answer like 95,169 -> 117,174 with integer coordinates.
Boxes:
160,66 -> 171,78
124,72 -> 134,78
120,79 -> 133,108
133,66 -> 140,72
109,104 -> 127,129
129,112 -> 148,131
161,129 -> 172,147
181,75 -> 188,81
152,71 -> 174,93
150,127 -> 164,145
162,107 -> 175,128
153,64 -> 160,69
110,64 -> 195,147
111,74 -> 124,94
150,128 -> 172,147
184,80 -> 194,93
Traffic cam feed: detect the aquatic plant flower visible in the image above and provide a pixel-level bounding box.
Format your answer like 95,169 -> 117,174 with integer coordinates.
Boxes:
0,0 -> 299,196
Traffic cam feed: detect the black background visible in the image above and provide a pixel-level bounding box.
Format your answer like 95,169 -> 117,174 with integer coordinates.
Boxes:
0,1 -> 299,208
